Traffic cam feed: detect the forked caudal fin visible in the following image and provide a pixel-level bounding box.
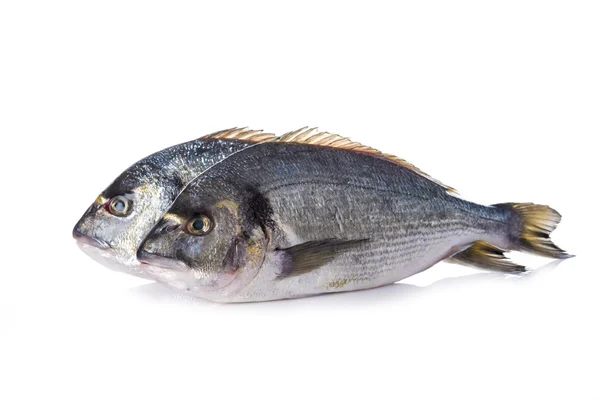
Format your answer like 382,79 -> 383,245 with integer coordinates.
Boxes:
449,202 -> 572,273
494,202 -> 572,259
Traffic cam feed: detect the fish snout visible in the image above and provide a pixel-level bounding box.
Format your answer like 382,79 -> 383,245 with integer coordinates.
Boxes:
72,226 -> 110,250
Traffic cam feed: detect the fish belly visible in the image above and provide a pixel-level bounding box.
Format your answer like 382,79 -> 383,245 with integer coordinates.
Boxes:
230,194 -> 490,302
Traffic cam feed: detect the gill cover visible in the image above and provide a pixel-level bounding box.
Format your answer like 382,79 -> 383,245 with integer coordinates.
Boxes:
138,188 -> 272,301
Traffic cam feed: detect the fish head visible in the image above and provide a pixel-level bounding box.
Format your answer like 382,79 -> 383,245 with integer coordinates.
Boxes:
73,162 -> 182,278
137,184 -> 269,301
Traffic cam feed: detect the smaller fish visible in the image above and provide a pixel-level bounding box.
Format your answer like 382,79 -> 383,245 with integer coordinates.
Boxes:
73,128 -> 275,278
137,128 -> 572,302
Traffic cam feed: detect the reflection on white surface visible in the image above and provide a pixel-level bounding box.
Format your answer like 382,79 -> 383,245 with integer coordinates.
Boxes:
130,259 -> 567,308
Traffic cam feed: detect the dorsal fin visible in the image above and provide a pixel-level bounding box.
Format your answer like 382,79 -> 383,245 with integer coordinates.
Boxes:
202,127 -> 276,143
276,127 -> 458,194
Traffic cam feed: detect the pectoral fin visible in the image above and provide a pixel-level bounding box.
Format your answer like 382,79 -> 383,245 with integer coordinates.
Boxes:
447,241 -> 526,273
276,238 -> 369,279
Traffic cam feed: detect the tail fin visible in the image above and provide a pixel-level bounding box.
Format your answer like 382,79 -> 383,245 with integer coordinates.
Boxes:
493,202 -> 572,259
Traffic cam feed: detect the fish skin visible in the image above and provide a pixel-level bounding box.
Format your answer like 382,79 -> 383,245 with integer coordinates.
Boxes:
138,141 -> 540,302
73,129 -> 274,278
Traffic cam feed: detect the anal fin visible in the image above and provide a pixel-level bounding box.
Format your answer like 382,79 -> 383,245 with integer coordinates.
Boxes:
447,241 -> 526,273
276,238 -> 368,279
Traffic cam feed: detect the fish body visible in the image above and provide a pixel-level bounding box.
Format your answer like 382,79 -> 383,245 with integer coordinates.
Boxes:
138,131 -> 570,302
72,128 -> 275,278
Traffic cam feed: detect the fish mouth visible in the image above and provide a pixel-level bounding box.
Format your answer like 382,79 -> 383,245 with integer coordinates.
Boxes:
137,249 -> 242,293
72,228 -> 110,250
137,249 -> 188,271
76,241 -> 150,279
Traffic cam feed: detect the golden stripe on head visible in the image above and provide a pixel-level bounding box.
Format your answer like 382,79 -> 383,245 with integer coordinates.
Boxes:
162,213 -> 185,225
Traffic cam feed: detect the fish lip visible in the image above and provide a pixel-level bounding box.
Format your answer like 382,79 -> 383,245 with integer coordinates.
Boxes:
136,250 -> 242,292
137,249 -> 188,271
72,228 -> 110,250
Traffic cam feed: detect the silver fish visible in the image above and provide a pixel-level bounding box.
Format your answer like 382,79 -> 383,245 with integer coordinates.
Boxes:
72,128 -> 275,278
137,128 -> 571,302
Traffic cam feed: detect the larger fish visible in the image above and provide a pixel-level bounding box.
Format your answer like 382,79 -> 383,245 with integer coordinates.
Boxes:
137,128 -> 571,302
72,128 -> 275,278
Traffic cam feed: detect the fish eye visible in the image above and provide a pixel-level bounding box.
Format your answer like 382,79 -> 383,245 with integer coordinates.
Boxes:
108,195 -> 132,216
186,215 -> 213,236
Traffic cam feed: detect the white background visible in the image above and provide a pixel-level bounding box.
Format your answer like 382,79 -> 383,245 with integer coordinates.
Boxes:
1,1 -> 598,399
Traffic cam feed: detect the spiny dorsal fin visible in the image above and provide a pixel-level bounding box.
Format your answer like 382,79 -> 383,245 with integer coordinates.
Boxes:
276,127 -> 458,194
447,241 -> 526,273
202,127 -> 276,143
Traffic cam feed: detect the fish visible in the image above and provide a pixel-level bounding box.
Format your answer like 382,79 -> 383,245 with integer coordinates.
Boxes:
72,128 -> 275,278
137,128 -> 572,302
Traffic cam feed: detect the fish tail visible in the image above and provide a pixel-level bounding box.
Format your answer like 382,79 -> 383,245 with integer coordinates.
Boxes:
493,202 -> 572,259
448,202 -> 572,272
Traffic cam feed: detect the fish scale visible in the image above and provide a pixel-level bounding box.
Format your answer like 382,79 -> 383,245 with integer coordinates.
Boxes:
138,130 -> 571,302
